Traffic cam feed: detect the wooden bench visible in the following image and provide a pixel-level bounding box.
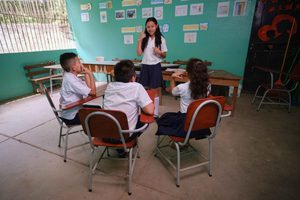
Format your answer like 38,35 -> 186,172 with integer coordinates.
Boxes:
24,61 -> 62,94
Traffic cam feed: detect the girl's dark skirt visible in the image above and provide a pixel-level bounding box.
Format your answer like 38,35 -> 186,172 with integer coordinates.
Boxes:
156,112 -> 211,139
139,63 -> 163,88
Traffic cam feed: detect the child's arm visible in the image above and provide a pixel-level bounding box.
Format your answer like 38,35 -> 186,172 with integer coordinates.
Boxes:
137,32 -> 145,56
153,47 -> 166,58
165,71 -> 184,93
82,65 -> 96,96
142,102 -> 154,116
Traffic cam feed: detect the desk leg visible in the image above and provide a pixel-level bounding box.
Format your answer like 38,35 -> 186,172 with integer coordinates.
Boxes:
49,69 -> 53,94
231,86 -> 238,116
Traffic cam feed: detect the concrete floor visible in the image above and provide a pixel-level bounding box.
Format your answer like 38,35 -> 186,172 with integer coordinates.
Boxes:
0,92 -> 300,200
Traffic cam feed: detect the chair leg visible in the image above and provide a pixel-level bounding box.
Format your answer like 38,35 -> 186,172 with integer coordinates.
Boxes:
154,136 -> 161,157
252,85 -> 262,104
88,150 -> 94,192
64,128 -> 71,162
257,89 -> 270,111
208,139 -> 212,177
128,148 -> 133,195
175,142 -> 180,187
58,126 -> 63,147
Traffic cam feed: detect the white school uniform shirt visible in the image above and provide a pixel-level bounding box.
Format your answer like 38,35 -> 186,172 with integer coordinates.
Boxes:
59,72 -> 91,120
172,82 -> 211,113
103,82 -> 152,131
141,36 -> 168,65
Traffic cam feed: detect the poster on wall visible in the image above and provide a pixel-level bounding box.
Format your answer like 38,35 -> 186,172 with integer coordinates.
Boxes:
184,32 -> 197,43
183,24 -> 199,31
190,3 -> 204,15
80,3 -> 91,11
115,10 -> 125,20
124,35 -> 134,44
100,11 -> 107,23
99,2 -> 107,9
136,26 -> 143,33
142,7 -> 153,18
162,24 -> 169,32
126,9 -> 137,19
151,0 -> 163,4
233,0 -> 247,16
175,5 -> 188,16
217,2 -> 230,17
154,7 -> 163,20
164,0 -> 172,4
81,13 -> 89,22
199,23 -> 208,31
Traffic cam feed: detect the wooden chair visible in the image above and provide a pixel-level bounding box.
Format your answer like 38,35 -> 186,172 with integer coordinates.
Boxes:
43,86 -> 87,162
155,96 -> 227,187
252,62 -> 300,112
78,108 -> 150,195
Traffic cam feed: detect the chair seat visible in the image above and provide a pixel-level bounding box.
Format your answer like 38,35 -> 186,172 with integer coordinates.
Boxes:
92,137 -> 137,148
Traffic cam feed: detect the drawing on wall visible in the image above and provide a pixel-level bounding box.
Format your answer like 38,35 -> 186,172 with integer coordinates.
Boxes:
233,0 -> 247,16
190,3 -> 204,15
184,32 -> 197,43
115,10 -> 125,20
80,3 -> 91,11
126,9 -> 137,19
100,11 -> 107,23
217,2 -> 230,17
151,0 -> 163,4
164,0 -> 172,4
175,5 -> 188,16
99,2 -> 107,9
122,0 -> 138,7
154,7 -> 163,20
121,27 -> 136,33
162,24 -> 169,32
200,23 -> 208,31
136,26 -> 143,33
183,24 -> 199,31
142,7 -> 153,18
124,34 -> 134,44
81,13 -> 89,22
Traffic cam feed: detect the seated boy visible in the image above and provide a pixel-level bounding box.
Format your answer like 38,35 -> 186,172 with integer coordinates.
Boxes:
103,60 -> 154,138
59,52 -> 96,125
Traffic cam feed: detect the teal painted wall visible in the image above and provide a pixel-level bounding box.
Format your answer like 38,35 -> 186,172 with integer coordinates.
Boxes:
0,49 -> 76,101
66,0 -> 256,76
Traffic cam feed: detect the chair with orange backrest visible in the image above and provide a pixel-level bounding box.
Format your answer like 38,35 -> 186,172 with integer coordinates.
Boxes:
43,85 -> 88,162
78,108 -> 150,195
252,61 -> 300,112
155,96 -> 227,187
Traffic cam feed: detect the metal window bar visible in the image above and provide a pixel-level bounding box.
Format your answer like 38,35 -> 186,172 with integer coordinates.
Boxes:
0,0 -> 75,54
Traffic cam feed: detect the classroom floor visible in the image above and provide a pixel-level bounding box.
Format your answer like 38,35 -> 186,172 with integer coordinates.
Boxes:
0,91 -> 300,200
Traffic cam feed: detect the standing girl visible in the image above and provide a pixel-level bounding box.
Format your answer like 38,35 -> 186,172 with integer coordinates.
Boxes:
137,17 -> 168,104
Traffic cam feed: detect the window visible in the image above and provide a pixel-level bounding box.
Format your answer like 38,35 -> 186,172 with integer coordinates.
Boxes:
0,0 -> 75,54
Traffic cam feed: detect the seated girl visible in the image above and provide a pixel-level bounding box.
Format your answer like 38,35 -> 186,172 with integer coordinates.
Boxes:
156,58 -> 211,138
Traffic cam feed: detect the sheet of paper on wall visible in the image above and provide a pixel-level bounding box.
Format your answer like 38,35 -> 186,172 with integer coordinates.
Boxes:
164,0 -> 172,4
183,24 -> 199,31
151,0 -> 163,4
184,32 -> 197,43
122,0 -> 137,7
115,10 -> 125,20
136,26 -> 143,33
163,24 -> 169,33
154,7 -> 163,20
126,9 -> 137,19
175,5 -> 188,16
124,35 -> 134,45
199,23 -> 208,31
121,27 -> 136,33
100,11 -> 107,23
217,1 -> 230,17
190,3 -> 204,15
81,13 -> 89,22
233,0 -> 247,16
99,2 -> 108,9
142,7 -> 153,18
80,3 -> 91,11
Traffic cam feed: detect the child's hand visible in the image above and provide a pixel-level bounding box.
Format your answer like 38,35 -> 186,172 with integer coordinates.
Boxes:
139,32 -> 146,40
82,66 -> 91,74
153,47 -> 161,56
172,71 -> 184,79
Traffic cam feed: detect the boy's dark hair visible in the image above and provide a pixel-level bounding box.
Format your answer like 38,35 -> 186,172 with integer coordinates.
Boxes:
114,60 -> 136,83
60,52 -> 77,72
